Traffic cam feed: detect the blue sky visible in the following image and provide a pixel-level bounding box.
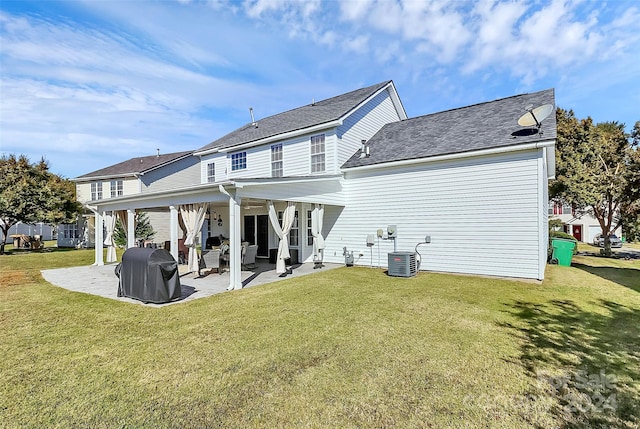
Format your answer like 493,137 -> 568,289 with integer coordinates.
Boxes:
1,0 -> 639,178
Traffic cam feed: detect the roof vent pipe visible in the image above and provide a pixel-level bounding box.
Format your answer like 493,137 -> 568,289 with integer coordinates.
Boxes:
249,107 -> 257,127
359,140 -> 367,158
156,148 -> 160,157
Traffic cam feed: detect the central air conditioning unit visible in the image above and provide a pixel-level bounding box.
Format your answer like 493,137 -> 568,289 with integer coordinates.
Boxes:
387,252 -> 417,277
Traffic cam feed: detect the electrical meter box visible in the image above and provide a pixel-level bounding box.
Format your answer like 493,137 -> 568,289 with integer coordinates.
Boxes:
387,225 -> 397,238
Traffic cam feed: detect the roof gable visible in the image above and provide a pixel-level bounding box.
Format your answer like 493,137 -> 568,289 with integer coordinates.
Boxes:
342,88 -> 556,169
75,150 -> 193,180
195,81 -> 396,154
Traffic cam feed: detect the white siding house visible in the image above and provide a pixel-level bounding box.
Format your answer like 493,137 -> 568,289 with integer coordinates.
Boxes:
67,151 -> 197,248
80,80 -> 556,289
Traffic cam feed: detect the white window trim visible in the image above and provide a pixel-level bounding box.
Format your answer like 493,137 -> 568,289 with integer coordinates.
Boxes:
271,143 -> 283,178
231,152 -> 247,171
207,162 -> 216,183
310,134 -> 325,173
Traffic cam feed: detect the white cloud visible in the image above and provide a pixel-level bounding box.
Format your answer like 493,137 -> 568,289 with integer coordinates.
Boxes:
2,0 -> 639,177
344,35 -> 370,54
339,0 -> 374,21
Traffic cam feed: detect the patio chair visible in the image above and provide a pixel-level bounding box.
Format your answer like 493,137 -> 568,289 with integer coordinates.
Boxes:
242,245 -> 258,269
199,249 -> 221,276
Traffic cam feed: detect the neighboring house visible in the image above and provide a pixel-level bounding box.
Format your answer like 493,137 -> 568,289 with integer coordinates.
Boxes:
63,150 -> 198,248
80,80 -> 556,289
549,202 -> 622,244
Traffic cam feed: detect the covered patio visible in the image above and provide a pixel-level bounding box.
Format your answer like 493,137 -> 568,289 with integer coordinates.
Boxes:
42,259 -> 342,307
86,176 -> 344,292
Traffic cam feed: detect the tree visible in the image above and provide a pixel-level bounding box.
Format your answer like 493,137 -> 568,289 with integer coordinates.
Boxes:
113,211 -> 156,247
551,110 -> 640,255
619,121 -> 640,242
0,154 -> 81,253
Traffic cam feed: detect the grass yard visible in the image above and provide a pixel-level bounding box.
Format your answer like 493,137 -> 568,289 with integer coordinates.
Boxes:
0,248 -> 639,428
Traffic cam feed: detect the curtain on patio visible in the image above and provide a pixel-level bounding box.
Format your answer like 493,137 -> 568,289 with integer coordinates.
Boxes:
104,212 -> 117,263
116,210 -> 128,247
268,200 -> 296,274
180,203 -> 207,273
311,204 -> 325,262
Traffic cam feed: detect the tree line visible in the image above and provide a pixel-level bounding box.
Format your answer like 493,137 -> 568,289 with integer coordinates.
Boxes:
551,111 -> 640,255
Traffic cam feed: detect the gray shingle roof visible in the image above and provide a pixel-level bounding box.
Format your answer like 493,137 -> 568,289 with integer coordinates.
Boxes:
342,88 -> 556,169
76,150 -> 193,179
196,81 -> 392,153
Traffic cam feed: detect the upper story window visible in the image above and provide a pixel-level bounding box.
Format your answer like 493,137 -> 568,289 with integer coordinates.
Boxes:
91,182 -> 102,200
231,152 -> 247,171
549,203 -> 573,215
207,162 -> 215,183
271,143 -> 283,177
310,134 -> 325,173
110,180 -> 123,198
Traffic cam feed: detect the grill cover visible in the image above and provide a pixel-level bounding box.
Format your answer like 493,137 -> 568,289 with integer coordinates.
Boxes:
117,248 -> 182,303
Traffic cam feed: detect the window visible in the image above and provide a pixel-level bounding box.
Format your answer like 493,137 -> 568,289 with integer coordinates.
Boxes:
551,203 -> 572,215
207,162 -> 215,183
61,223 -> 79,239
307,210 -> 313,246
110,180 -> 123,198
278,210 -> 299,247
231,152 -> 247,171
310,134 -> 325,173
91,182 -> 102,200
271,143 -> 283,177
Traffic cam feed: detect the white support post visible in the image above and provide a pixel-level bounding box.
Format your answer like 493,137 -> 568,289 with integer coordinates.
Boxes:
127,209 -> 136,249
228,194 -> 242,290
95,211 -> 104,266
169,205 -> 179,262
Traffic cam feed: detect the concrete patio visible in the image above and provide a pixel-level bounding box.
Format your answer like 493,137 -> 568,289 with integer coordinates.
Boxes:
41,260 -> 341,307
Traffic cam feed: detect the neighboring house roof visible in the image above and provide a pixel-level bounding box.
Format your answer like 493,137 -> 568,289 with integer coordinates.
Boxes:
75,151 -> 193,181
195,80 -> 404,155
342,88 -> 556,169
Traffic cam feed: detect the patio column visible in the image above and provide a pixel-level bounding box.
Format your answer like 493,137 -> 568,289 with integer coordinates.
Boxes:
219,184 -> 242,291
169,205 -> 178,262
95,211 -> 104,266
228,193 -> 242,290
127,209 -> 135,249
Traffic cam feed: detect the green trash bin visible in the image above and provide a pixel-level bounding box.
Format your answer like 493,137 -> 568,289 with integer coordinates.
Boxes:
551,238 -> 576,267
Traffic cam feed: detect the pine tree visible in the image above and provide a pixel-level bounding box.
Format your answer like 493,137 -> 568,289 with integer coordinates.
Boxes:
113,211 -> 156,247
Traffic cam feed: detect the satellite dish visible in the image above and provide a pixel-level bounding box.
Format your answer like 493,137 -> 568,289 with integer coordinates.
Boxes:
518,104 -> 553,128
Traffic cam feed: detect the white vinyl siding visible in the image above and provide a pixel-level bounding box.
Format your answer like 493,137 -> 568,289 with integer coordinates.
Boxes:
324,149 -> 546,280
337,88 -> 402,169
201,154 -> 227,183
141,156 -> 200,193
227,146 -> 270,179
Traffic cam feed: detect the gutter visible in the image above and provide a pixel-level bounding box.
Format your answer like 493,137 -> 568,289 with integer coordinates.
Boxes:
341,140 -> 556,173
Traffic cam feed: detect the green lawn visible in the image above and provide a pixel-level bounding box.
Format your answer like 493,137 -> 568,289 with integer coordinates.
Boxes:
1,248 -> 638,428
